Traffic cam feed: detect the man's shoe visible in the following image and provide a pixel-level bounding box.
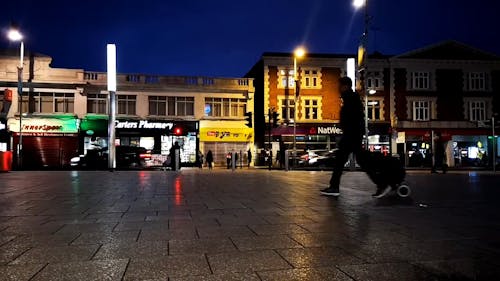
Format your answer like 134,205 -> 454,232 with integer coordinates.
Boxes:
372,185 -> 392,198
320,187 -> 340,197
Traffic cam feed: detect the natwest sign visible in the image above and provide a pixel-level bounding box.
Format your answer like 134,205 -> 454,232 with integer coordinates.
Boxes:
8,118 -> 78,133
115,120 -> 174,130
309,124 -> 343,135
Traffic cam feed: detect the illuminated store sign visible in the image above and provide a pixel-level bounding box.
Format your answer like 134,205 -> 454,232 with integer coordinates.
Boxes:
115,120 -> 174,130
200,127 -> 253,142
8,118 -> 78,133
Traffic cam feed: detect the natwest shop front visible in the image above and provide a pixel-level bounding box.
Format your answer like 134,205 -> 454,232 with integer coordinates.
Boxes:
271,123 -> 343,151
8,116 -> 79,169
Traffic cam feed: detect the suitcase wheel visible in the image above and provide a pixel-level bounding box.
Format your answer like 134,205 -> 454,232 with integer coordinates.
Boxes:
396,182 -> 411,198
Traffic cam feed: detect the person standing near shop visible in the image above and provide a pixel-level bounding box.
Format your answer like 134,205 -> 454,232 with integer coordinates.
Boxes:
226,152 -> 232,169
247,149 -> 252,168
197,150 -> 204,169
170,141 -> 181,171
320,77 -> 365,197
206,150 -> 214,169
432,132 -> 447,174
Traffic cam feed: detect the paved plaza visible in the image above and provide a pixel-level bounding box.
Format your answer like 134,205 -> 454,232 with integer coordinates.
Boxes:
0,169 -> 500,280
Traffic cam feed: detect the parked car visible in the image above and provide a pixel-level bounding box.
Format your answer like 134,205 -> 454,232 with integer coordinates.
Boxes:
299,149 -> 338,167
71,146 -> 152,169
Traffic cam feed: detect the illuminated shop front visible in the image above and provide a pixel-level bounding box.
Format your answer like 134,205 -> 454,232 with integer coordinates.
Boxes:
78,117 -> 199,167
7,116 -> 79,169
199,120 -> 254,167
116,119 -> 198,166
400,129 -> 494,168
0,119 -> 8,152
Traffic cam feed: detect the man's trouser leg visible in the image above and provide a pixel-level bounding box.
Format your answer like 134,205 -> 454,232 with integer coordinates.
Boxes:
329,140 -> 352,188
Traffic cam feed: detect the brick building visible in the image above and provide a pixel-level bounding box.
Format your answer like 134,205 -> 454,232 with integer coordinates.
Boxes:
247,41 -> 500,168
246,52 -> 392,165
388,41 -> 500,168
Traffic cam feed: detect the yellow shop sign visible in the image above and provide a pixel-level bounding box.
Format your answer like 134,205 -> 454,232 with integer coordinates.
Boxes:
200,128 -> 253,142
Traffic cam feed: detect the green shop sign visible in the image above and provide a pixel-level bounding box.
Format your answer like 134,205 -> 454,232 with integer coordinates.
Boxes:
80,115 -> 108,136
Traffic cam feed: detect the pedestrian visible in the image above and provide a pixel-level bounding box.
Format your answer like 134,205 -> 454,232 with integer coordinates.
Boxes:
226,152 -> 232,169
320,77 -> 371,197
247,149 -> 252,167
431,133 -> 447,174
170,141 -> 181,171
234,151 -> 239,168
206,150 -> 214,169
197,150 -> 204,169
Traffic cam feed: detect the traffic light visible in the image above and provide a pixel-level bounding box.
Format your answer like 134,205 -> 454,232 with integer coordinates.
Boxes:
172,125 -> 186,136
244,112 -> 252,128
272,112 -> 279,127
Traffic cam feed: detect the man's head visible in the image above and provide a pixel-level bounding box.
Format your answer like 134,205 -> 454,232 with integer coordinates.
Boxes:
339,77 -> 353,93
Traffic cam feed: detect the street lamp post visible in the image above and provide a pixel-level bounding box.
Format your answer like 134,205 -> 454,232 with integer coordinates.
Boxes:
353,0 -> 370,149
7,27 -> 24,169
292,47 -> 306,167
107,44 -> 117,171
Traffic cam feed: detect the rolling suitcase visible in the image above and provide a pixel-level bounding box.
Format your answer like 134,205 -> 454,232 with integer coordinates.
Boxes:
357,150 -> 411,197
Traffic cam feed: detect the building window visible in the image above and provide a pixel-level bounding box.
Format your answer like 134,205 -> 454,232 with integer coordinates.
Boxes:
175,97 -> 195,116
367,71 -> 383,90
117,95 -> 136,115
149,96 -> 167,116
278,69 -> 295,88
367,100 -> 381,120
303,69 -> 320,88
469,101 -> 486,121
303,99 -> 319,120
150,96 -> 194,116
413,101 -> 430,121
468,72 -> 486,91
411,72 -> 430,90
205,98 -> 246,117
87,94 -> 108,114
281,99 -> 295,121
33,92 -> 74,113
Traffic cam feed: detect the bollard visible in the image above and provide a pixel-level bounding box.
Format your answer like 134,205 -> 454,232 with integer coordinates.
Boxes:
284,149 -> 289,171
232,151 -> 236,171
174,149 -> 180,171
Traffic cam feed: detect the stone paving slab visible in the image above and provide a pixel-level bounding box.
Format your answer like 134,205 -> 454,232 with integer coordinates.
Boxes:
31,259 -> 128,281
257,266 -> 354,281
1,169 -> 500,280
0,264 -> 45,281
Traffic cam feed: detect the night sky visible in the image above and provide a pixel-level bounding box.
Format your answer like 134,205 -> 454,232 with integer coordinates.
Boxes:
2,0 -> 499,77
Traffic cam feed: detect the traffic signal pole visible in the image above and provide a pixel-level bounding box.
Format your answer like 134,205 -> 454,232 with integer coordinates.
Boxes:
268,108 -> 272,170
493,116 -> 496,173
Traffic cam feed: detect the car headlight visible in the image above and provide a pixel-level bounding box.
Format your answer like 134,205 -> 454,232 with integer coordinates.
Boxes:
70,157 -> 80,163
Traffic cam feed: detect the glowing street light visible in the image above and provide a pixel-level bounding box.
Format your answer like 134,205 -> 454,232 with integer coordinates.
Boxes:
292,46 -> 306,167
7,29 -> 23,42
7,26 -> 25,169
352,0 -> 366,9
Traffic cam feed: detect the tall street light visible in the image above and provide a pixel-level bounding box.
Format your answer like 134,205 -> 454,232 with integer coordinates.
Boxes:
107,44 -> 117,171
353,0 -> 371,149
7,27 -> 24,168
293,47 -> 306,167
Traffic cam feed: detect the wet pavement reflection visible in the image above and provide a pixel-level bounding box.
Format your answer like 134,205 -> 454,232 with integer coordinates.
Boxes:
0,169 -> 499,280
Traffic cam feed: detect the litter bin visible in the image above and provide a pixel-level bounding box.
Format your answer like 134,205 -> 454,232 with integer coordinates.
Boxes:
0,151 -> 13,172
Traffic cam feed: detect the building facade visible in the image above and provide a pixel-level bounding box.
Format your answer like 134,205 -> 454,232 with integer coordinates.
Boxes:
0,51 -> 254,169
246,53 -> 392,165
246,41 -> 500,168
388,41 -> 500,168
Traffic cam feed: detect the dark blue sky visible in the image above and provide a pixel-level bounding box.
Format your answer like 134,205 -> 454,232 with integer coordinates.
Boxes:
2,0 -> 499,77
